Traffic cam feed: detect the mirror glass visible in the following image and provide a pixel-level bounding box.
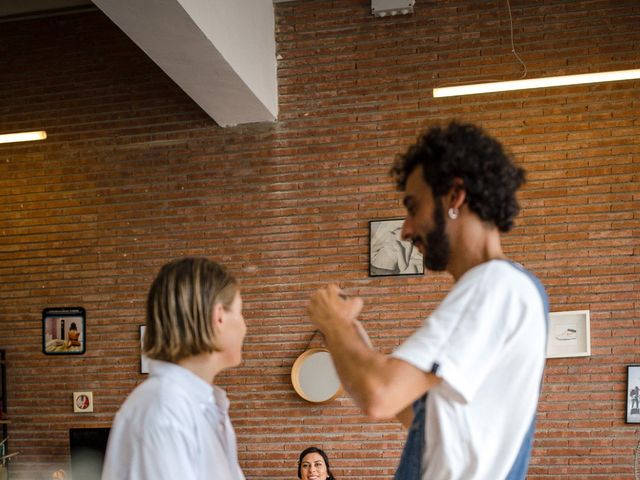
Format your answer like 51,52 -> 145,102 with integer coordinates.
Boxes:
291,348 -> 341,403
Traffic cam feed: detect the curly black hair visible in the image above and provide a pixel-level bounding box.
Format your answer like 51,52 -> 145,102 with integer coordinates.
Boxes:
391,121 -> 525,232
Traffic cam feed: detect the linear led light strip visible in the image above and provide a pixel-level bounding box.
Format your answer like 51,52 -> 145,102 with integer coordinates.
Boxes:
433,69 -> 640,98
0,130 -> 47,144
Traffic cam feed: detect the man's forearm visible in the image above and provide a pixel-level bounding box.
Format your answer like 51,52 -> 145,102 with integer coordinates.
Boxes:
322,320 -> 390,418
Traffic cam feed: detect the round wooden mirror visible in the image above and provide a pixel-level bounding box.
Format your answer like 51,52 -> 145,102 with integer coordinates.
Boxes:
291,348 -> 342,403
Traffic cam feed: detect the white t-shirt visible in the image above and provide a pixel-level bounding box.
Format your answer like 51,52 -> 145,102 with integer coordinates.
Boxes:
102,360 -> 245,480
392,260 -> 547,480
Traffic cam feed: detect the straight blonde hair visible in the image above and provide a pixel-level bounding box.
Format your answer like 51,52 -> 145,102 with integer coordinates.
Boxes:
144,257 -> 237,363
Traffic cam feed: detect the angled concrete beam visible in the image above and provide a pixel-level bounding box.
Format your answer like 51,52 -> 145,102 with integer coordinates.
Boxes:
93,0 -> 278,126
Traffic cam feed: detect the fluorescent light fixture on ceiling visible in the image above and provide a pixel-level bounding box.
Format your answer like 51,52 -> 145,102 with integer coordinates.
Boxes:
0,130 -> 47,144
433,69 -> 640,98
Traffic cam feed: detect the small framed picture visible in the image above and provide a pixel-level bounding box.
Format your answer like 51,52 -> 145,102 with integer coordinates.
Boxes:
546,310 -> 591,359
42,307 -> 86,355
627,366 -> 640,423
140,325 -> 150,374
369,219 -> 424,277
73,391 -> 94,413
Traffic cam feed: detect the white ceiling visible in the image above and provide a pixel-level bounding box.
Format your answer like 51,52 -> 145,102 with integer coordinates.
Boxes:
1,0 -> 281,127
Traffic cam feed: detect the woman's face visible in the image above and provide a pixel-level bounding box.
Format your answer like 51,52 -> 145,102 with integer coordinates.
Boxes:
300,452 -> 329,480
220,291 -> 246,367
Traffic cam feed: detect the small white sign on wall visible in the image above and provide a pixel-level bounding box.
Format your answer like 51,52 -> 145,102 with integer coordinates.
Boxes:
73,391 -> 94,413
546,310 -> 591,359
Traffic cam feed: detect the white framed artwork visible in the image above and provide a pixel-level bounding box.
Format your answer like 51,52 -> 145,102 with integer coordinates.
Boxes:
546,310 -> 591,359
626,365 -> 640,424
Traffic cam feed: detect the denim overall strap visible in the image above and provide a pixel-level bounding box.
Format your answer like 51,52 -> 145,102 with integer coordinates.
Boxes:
504,261 -> 549,480
394,394 -> 427,480
504,414 -> 536,480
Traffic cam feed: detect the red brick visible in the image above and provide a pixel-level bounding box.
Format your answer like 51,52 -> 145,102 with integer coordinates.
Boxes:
0,2 -> 638,479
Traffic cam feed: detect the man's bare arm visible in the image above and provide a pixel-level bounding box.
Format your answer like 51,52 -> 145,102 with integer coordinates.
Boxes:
309,284 -> 441,420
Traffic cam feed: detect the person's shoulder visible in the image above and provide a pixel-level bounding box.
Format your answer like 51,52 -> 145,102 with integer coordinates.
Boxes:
478,259 -> 536,283
117,376 -> 197,427
478,261 -> 547,311
453,260 -> 509,289
457,260 -> 541,299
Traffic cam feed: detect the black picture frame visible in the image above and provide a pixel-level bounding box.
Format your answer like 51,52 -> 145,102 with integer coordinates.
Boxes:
627,365 -> 640,423
369,218 -> 424,277
42,307 -> 86,355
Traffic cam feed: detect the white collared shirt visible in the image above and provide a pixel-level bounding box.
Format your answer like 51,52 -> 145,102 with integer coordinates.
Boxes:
102,360 -> 245,480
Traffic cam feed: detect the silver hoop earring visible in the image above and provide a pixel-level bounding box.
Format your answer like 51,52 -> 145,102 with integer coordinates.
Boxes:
448,207 -> 459,220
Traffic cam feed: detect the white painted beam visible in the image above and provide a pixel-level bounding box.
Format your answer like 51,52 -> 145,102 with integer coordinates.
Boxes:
92,0 -> 278,127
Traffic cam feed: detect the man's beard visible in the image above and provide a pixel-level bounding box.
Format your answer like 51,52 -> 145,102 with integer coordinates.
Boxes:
414,199 -> 451,271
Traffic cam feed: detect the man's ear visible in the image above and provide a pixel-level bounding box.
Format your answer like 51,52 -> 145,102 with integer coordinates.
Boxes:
448,177 -> 466,209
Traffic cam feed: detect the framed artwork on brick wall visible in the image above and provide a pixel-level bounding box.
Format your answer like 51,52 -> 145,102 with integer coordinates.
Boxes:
546,310 -> 590,359
369,219 -> 424,277
42,307 -> 86,355
626,366 -> 640,424
547,310 -> 591,358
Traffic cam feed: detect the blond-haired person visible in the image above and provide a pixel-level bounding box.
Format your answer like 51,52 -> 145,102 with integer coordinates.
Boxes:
102,257 -> 246,480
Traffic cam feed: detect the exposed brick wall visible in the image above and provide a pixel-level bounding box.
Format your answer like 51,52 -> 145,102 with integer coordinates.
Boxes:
0,0 -> 638,478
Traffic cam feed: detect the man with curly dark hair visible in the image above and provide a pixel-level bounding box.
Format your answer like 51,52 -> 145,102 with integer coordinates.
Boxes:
309,121 -> 548,480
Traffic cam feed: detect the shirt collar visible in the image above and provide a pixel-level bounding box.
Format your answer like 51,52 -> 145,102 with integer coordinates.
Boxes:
148,359 -> 220,405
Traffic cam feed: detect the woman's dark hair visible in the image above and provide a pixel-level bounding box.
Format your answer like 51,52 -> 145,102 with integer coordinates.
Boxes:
297,446 -> 336,480
70,322 -> 77,330
391,121 -> 526,232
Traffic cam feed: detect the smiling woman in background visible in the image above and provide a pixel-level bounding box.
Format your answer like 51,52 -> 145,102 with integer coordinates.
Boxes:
297,447 -> 336,480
